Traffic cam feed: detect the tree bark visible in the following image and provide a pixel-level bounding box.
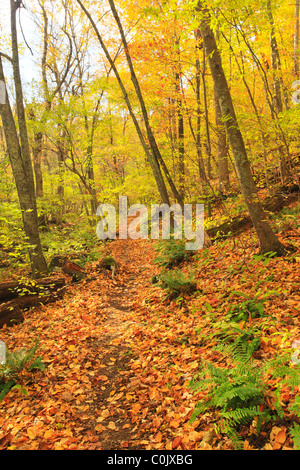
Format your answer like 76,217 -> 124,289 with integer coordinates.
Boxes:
214,84 -> 229,193
7,0 -> 47,276
174,37 -> 185,201
295,0 -> 300,76
0,285 -> 65,329
194,30 -> 207,183
196,2 -> 286,255
266,0 -> 288,114
202,48 -> 212,179
28,109 -> 44,199
176,73 -> 185,201
0,277 -> 65,302
0,57 -> 47,278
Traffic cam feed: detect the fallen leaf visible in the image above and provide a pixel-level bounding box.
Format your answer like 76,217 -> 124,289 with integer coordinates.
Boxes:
98,375 -> 108,381
170,419 -> 180,429
107,422 -> 117,430
94,424 -> 104,433
44,430 -> 55,439
61,391 -> 74,402
27,427 -> 37,440
172,436 -> 182,449
101,409 -> 110,419
275,429 -> 287,444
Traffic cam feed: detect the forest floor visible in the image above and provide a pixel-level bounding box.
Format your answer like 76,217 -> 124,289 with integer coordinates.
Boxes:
0,203 -> 300,451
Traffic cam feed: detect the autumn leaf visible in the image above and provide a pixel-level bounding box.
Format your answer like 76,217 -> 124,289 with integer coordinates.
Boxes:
27,427 -> 37,440
172,436 -> 182,449
170,420 -> 180,429
107,422 -> 117,430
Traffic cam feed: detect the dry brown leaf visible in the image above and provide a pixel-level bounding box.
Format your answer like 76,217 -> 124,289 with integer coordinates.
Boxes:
275,429 -> 287,444
107,422 -> 117,430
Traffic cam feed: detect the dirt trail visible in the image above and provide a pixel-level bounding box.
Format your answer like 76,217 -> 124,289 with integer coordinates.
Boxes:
0,238 -> 157,450
69,238 -> 157,450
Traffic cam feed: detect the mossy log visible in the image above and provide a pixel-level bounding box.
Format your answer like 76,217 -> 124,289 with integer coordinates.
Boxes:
0,277 -> 65,302
0,277 -> 66,329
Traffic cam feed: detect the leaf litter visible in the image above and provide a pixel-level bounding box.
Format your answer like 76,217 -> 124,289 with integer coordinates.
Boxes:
0,225 -> 299,450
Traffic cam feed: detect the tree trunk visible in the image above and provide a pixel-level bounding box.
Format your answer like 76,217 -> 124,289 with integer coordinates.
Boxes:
266,0 -> 289,112
0,277 -> 65,302
194,30 -> 207,183
295,0 -> 300,76
214,84 -> 229,193
174,37 -> 185,201
8,0 -> 47,276
0,285 -> 65,329
0,62 -> 47,279
175,71 -> 185,201
202,48 -> 212,179
197,2 -> 286,255
32,131 -> 44,199
28,109 -> 44,199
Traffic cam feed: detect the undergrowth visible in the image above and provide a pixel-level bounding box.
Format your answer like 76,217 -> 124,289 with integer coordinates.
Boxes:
0,340 -> 45,401
153,239 -> 190,268
190,335 -> 300,449
158,269 -> 197,300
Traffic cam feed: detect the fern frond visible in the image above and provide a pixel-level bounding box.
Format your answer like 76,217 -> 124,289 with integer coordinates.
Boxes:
222,405 -> 263,426
214,385 -> 264,410
290,424 -> 300,450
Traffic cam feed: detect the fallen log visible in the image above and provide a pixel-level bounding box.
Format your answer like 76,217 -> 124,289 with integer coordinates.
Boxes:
0,277 -> 65,302
207,188 -> 300,241
0,287 -> 66,329
207,215 -> 252,240
0,304 -> 23,329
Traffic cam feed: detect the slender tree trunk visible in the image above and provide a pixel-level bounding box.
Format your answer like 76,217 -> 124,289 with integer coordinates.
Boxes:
197,2 -> 286,255
202,48 -> 212,179
295,0 -> 300,76
194,30 -> 207,183
28,109 -> 44,198
167,97 -> 177,177
56,128 -> 66,223
0,58 -> 47,277
10,1 -> 34,189
214,85 -> 229,193
266,0 -> 283,114
222,32 -> 271,192
173,36 -> 185,201
175,70 -> 185,201
32,131 -> 44,198
213,29 -> 229,193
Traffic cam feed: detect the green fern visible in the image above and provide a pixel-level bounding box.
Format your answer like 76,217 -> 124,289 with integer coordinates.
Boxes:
290,424 -> 300,450
189,341 -> 295,448
2,339 -> 44,378
0,340 -> 45,401
154,239 -> 189,268
225,290 -> 279,322
158,269 -> 197,299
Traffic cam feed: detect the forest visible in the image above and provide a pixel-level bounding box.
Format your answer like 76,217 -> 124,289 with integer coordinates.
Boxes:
0,0 -> 300,453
